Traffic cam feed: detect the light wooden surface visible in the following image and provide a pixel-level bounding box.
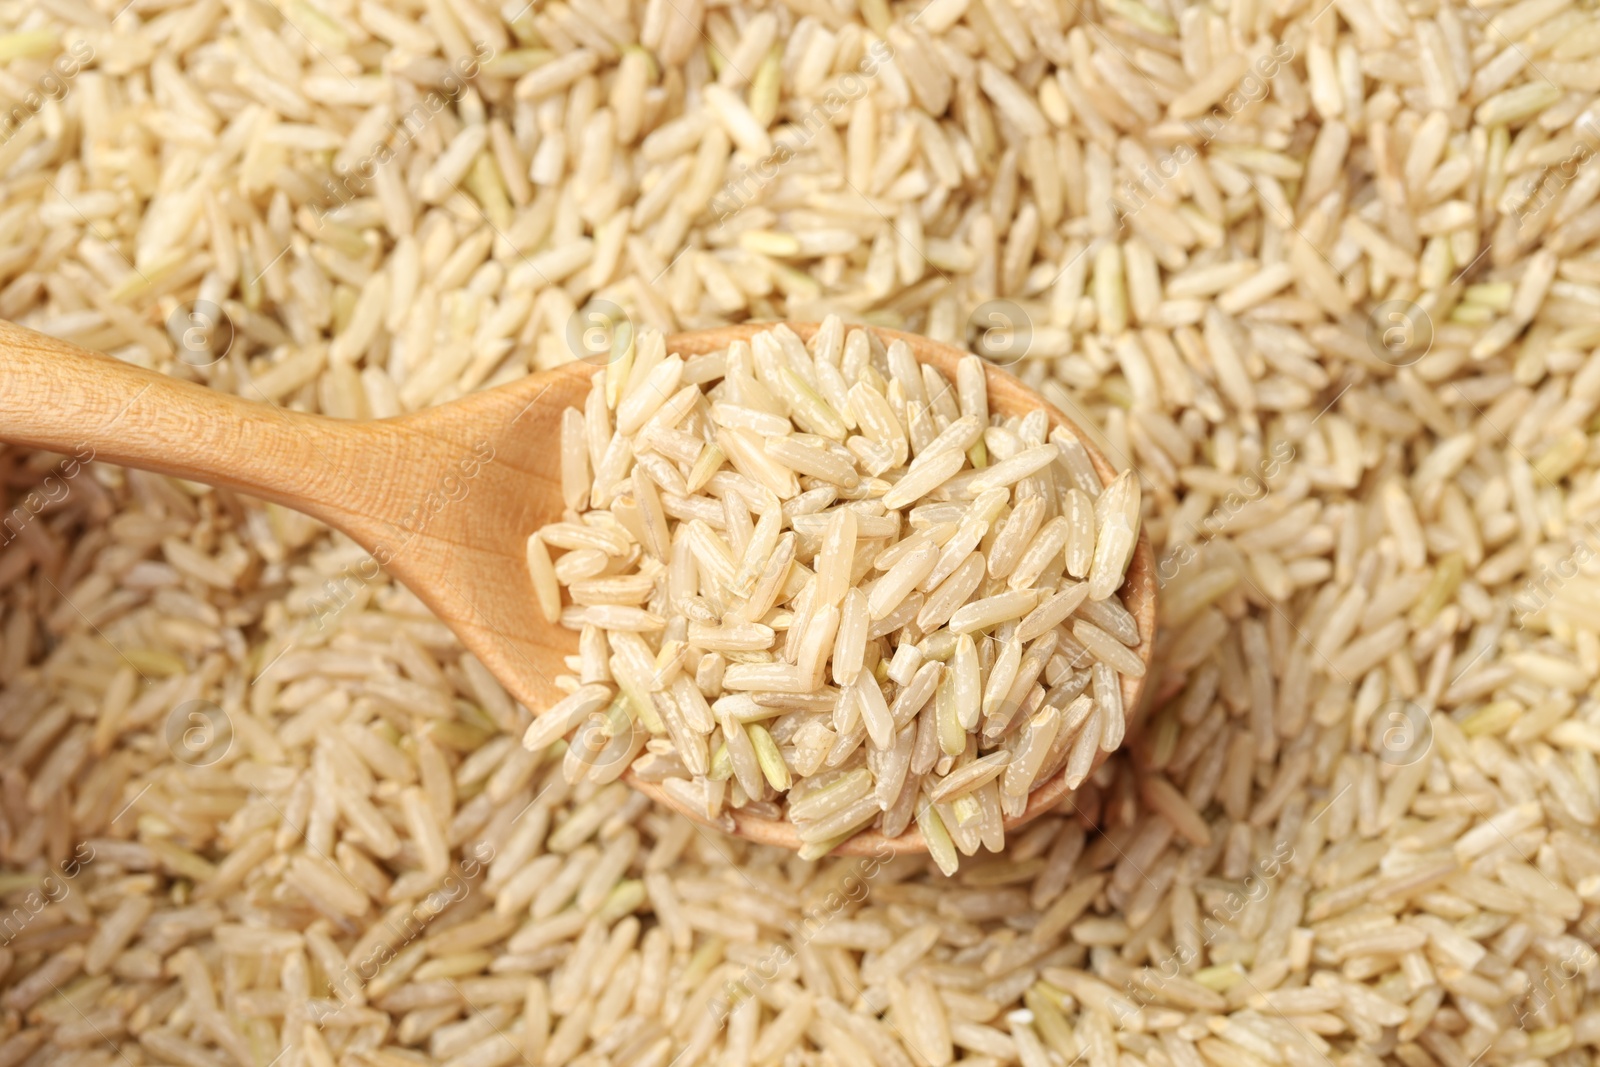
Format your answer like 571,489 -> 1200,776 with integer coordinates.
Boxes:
0,318 -> 1154,857
0,318 -> 589,723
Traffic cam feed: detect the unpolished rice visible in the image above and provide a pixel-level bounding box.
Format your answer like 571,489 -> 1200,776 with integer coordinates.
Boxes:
4,0 -> 1600,1061
526,321 -> 1144,863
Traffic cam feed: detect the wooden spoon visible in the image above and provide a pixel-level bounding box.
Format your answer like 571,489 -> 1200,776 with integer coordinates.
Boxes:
0,318 -> 1154,855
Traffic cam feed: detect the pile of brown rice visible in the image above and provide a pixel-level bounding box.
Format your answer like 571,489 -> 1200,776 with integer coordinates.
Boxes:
2,0 -> 1600,1062
525,319 -> 1146,867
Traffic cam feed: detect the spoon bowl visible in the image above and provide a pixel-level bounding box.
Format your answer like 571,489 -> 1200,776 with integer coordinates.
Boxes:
0,318 -> 1154,855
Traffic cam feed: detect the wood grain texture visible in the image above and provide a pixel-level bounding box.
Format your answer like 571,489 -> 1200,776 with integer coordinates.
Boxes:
0,318 -> 588,720
0,318 -> 1154,857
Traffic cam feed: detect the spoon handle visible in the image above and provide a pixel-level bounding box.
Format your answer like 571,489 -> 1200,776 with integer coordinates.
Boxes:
0,319 -> 377,527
